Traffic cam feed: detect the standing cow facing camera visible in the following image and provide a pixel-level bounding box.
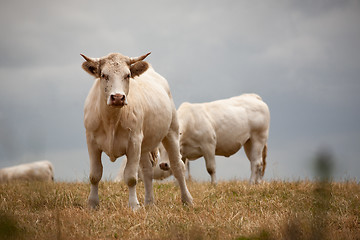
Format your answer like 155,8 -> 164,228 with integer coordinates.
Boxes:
81,52 -> 193,210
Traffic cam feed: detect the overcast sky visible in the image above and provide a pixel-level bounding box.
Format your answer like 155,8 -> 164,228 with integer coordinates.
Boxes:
0,0 -> 359,182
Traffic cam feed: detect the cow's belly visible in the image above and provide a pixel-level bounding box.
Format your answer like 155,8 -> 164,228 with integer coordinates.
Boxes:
214,129 -> 250,157
215,142 -> 242,157
181,144 -> 203,160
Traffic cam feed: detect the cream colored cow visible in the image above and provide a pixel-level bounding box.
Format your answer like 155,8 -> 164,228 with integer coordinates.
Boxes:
0,160 -> 54,182
155,94 -> 270,184
178,94 -> 270,184
81,52 -> 192,209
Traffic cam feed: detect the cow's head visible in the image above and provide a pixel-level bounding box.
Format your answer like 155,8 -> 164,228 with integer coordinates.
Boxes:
81,52 -> 151,107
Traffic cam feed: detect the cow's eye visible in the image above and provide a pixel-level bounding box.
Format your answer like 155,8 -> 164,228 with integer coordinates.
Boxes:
101,74 -> 109,80
125,74 -> 130,79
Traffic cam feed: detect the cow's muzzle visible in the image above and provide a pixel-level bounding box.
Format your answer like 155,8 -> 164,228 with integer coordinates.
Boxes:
108,93 -> 128,107
159,162 -> 170,171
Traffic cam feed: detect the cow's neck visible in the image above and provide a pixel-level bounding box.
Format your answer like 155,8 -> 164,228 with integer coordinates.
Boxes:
100,102 -> 122,126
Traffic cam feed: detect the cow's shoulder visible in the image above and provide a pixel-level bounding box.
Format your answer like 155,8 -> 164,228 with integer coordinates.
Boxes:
179,102 -> 214,136
178,102 -> 192,112
136,66 -> 172,98
178,102 -> 203,122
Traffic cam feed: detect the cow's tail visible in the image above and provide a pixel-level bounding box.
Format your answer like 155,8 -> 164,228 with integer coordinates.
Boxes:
261,144 -> 267,177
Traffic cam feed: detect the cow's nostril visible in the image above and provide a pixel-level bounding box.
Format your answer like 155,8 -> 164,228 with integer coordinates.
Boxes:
109,94 -> 127,106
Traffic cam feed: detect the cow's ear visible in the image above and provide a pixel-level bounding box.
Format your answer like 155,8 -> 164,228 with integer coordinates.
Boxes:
130,61 -> 149,78
80,54 -> 100,78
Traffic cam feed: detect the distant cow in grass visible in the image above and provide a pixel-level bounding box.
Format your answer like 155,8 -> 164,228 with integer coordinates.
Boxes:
81,52 -> 192,210
156,94 -> 270,184
0,160 -> 54,183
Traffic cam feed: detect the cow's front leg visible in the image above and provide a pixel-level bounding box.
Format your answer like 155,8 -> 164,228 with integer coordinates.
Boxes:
203,146 -> 217,184
124,135 -> 142,210
87,138 -> 103,209
140,152 -> 154,205
204,156 -> 217,184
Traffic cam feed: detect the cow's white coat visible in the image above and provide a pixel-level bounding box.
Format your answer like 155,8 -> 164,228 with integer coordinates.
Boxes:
81,52 -> 192,209
154,94 -> 270,184
0,160 -> 54,183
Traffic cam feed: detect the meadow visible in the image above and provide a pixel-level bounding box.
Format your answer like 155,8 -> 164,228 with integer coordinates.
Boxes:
0,180 -> 359,240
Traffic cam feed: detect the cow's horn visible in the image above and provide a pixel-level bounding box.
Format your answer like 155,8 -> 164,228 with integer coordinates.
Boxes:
129,52 -> 151,65
80,54 -> 99,62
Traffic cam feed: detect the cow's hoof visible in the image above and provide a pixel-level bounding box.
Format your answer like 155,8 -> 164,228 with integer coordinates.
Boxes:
88,197 -> 99,209
181,194 -> 194,207
130,203 -> 141,211
250,178 -> 263,185
210,181 -> 218,186
145,198 -> 155,206
256,179 -> 263,184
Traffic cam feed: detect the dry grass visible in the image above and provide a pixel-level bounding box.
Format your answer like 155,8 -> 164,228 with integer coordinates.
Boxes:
0,180 -> 359,240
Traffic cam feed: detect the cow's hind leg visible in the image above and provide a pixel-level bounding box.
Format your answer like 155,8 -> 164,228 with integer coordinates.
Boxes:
162,132 -> 193,205
244,138 -> 266,184
140,152 -> 154,205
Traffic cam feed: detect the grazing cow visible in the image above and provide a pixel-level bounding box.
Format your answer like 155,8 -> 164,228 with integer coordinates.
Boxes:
0,160 -> 54,183
155,94 -> 270,184
114,146 -> 175,182
81,52 -> 192,209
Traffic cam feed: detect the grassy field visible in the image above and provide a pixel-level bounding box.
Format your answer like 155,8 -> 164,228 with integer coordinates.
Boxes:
0,180 -> 359,240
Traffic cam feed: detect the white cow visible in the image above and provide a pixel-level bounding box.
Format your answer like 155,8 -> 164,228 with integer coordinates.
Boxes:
0,160 -> 54,183
155,94 -> 270,184
81,52 -> 192,209
114,146 -> 174,182
178,94 -> 270,184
